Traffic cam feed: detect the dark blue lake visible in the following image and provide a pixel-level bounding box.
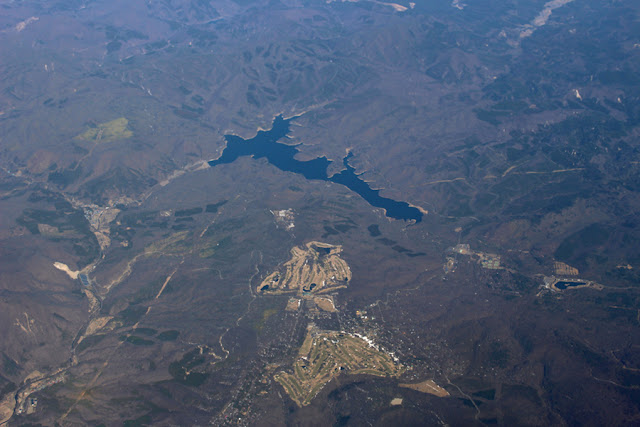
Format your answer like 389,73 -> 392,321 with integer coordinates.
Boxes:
208,116 -> 422,222
555,281 -> 585,290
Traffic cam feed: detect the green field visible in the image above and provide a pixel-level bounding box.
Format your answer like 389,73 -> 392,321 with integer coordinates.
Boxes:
75,117 -> 133,142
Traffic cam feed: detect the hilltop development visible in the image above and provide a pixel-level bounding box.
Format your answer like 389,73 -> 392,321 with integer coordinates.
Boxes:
258,241 -> 351,295
275,325 -> 404,407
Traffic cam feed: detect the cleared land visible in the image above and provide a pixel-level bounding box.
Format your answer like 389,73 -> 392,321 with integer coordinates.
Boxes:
258,242 -> 351,295
399,379 -> 449,397
285,298 -> 301,311
53,262 -> 79,280
313,296 -> 337,312
275,327 -> 403,406
0,394 -> 16,425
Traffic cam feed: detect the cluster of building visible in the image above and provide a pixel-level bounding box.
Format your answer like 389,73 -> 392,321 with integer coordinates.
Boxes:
448,243 -> 502,271
270,209 -> 295,231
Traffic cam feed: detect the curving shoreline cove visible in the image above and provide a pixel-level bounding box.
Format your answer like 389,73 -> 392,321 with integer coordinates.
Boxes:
209,116 -> 423,222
